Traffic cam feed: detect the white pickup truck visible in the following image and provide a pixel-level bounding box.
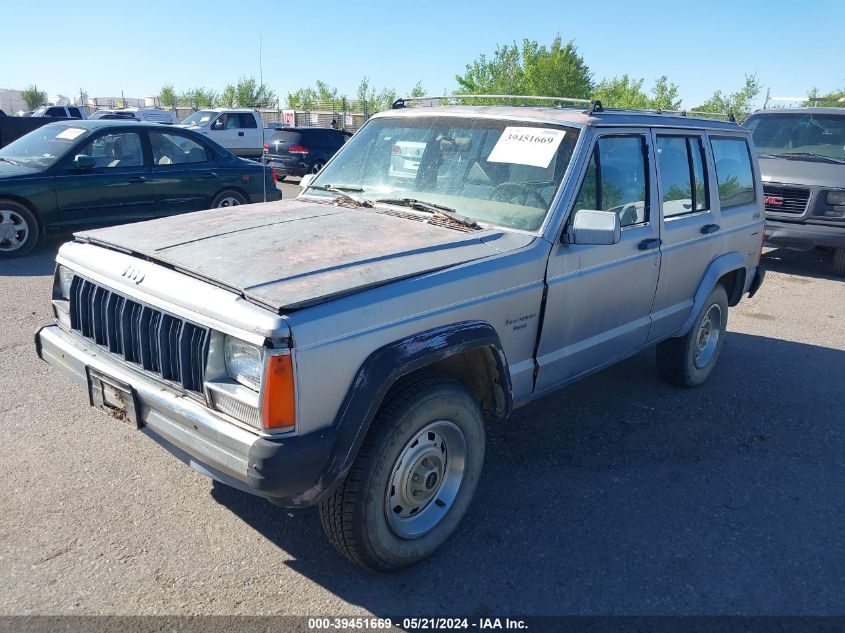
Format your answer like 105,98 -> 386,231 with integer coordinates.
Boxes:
178,108 -> 264,159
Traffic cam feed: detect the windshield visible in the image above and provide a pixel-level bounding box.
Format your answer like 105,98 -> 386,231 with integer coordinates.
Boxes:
181,110 -> 216,126
745,113 -> 845,162
307,116 -> 580,231
0,124 -> 90,169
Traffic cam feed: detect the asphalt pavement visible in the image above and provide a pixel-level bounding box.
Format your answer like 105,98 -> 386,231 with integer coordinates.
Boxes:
0,203 -> 843,616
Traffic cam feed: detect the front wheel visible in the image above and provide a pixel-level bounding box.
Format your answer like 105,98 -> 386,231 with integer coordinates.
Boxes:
319,374 -> 486,571
833,247 -> 845,277
0,200 -> 39,258
211,189 -> 247,208
656,284 -> 729,387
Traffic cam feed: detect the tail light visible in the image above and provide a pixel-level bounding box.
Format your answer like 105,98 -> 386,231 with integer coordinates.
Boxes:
270,167 -> 278,182
263,143 -> 269,153
287,145 -> 309,155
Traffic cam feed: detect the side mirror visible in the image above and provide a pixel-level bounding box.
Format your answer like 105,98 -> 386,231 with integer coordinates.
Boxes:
566,209 -> 621,245
72,154 -> 95,170
299,174 -> 315,190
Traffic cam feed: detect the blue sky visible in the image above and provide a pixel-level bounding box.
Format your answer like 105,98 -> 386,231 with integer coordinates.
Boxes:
1,0 -> 842,109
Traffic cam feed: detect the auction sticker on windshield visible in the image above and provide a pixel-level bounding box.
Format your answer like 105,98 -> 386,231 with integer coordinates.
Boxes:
487,127 -> 565,168
56,128 -> 86,140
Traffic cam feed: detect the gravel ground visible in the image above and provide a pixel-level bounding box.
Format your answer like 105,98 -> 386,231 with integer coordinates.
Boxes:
0,213 -> 843,616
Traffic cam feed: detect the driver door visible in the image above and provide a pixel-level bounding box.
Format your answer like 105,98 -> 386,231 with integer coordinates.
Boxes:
534,129 -> 661,393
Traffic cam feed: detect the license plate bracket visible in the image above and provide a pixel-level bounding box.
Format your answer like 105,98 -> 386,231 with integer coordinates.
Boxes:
87,367 -> 141,429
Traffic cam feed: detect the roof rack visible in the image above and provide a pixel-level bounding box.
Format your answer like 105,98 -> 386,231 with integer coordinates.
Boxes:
587,104 -> 737,123
391,94 -> 593,109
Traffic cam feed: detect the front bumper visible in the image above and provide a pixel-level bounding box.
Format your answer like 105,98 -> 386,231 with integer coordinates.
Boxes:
765,220 -> 845,250
35,325 -> 333,507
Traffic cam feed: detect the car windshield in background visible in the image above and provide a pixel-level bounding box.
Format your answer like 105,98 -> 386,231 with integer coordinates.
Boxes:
181,110 -> 216,126
745,113 -> 845,162
0,124 -> 90,169
307,116 -> 580,231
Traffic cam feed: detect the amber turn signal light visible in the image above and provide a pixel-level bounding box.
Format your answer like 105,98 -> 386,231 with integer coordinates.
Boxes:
261,354 -> 296,430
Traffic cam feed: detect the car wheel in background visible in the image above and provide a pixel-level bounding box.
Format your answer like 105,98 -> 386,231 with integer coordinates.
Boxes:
833,248 -> 845,278
656,284 -> 729,387
311,161 -> 325,174
0,200 -> 39,258
211,190 -> 247,208
319,374 -> 486,571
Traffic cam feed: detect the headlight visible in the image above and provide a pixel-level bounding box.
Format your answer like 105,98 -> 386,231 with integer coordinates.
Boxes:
826,191 -> 845,206
224,335 -> 264,391
57,265 -> 75,298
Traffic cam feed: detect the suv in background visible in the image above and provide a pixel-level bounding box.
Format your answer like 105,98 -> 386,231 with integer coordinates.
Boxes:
262,126 -> 351,179
744,108 -> 845,276
89,108 -> 178,124
37,98 -> 764,570
31,105 -> 86,119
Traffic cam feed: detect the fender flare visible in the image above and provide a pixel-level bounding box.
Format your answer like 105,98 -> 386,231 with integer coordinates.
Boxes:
679,251 -> 746,335
322,320 -> 511,502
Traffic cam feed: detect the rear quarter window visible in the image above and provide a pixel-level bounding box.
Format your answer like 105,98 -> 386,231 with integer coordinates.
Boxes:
711,137 -> 755,208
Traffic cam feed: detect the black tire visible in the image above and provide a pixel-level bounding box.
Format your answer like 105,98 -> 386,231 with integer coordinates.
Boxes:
210,189 -> 248,208
311,161 -> 325,174
833,248 -> 845,278
319,374 -> 486,571
0,199 -> 40,258
656,284 -> 729,388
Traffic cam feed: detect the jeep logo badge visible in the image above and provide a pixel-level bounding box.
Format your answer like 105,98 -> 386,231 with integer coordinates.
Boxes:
121,265 -> 145,284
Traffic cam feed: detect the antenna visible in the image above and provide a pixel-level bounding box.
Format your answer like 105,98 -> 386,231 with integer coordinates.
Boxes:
259,35 -> 267,203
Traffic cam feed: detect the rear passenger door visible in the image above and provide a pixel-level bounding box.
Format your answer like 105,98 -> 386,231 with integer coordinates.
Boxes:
535,130 -> 661,392
647,130 -> 720,341
149,130 -> 218,216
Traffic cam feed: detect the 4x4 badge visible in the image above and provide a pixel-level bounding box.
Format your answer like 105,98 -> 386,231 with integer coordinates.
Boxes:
121,265 -> 145,284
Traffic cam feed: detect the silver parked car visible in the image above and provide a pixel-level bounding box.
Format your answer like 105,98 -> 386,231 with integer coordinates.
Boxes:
743,107 -> 845,276
36,97 -> 765,570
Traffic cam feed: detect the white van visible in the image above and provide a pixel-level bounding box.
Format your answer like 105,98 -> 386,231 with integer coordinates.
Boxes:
89,108 -> 178,124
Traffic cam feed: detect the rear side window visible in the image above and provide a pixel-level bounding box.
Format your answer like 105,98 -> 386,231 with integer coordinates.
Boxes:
573,135 -> 649,227
238,113 -> 258,129
68,107 -> 82,119
711,137 -> 755,208
656,136 -> 710,217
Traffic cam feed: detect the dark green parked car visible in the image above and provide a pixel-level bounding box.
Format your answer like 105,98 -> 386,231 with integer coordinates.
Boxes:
0,120 -> 281,257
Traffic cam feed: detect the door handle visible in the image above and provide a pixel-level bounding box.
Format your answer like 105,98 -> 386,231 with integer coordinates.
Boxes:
701,223 -> 720,234
201,172 -> 218,179
638,238 -> 661,251
128,176 -> 146,183
238,132 -> 244,137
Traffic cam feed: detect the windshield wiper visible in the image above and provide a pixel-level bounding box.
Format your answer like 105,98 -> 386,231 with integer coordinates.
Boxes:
779,152 -> 845,165
375,198 -> 480,229
304,184 -> 373,207
0,157 -> 22,166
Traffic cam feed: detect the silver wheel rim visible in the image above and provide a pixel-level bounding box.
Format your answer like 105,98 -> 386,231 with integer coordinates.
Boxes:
216,196 -> 241,208
385,420 -> 467,540
312,162 -> 324,174
694,303 -> 722,369
0,208 -> 29,252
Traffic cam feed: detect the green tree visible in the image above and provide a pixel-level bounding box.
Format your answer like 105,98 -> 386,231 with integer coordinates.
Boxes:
218,76 -> 276,108
179,87 -> 218,110
21,85 -> 47,110
692,74 -> 762,122
158,84 -> 178,109
455,35 -> 593,102
806,85 -> 845,107
410,81 -> 426,98
593,75 -> 649,109
649,75 -> 682,110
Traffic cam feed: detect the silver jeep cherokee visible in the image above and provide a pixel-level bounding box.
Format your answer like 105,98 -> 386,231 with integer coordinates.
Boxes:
36,96 -> 766,570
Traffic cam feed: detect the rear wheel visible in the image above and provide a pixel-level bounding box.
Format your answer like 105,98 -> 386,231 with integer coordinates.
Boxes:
211,189 -> 247,208
319,374 -> 486,571
833,247 -> 845,278
311,161 -> 325,174
0,200 -> 39,258
656,284 -> 729,387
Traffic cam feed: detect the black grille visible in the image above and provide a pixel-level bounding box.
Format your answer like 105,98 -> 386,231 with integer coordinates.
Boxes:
763,185 -> 810,215
69,277 -> 210,393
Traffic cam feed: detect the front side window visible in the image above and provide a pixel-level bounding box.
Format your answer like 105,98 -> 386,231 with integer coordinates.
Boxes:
711,137 -> 755,208
573,135 -> 649,227
656,136 -> 709,217
744,113 -> 845,163
78,132 -> 144,168
308,116 -> 581,231
150,132 -> 208,165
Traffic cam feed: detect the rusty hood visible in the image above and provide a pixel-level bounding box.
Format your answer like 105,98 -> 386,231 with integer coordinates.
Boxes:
74,199 -> 509,312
